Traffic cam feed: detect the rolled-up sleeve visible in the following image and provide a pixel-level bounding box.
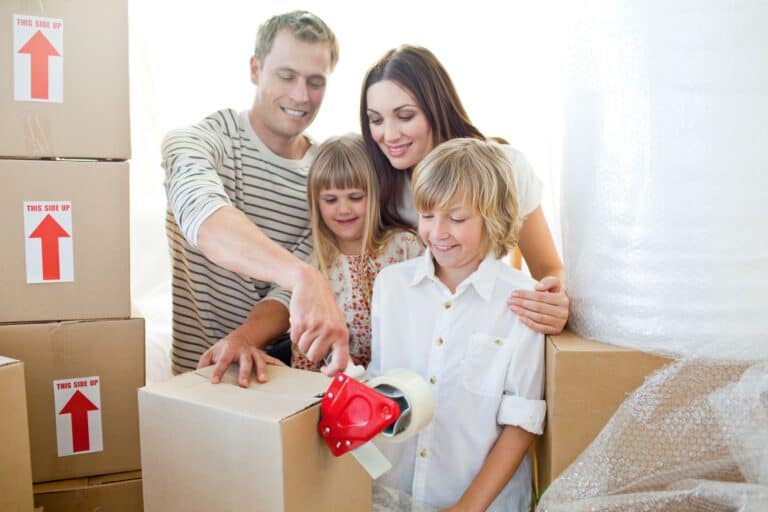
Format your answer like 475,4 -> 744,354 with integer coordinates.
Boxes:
161,123 -> 232,247
497,326 -> 546,434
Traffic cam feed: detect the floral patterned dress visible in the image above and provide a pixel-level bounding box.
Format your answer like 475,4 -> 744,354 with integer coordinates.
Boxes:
292,230 -> 424,370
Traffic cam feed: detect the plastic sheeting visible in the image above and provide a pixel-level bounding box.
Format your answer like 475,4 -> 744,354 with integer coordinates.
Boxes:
560,1 -> 768,360
537,359 -> 768,511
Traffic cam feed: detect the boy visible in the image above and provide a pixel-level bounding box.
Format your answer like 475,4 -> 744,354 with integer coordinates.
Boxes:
370,138 -> 546,512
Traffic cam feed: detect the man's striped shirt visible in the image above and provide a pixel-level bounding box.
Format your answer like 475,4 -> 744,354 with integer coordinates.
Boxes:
161,109 -> 315,374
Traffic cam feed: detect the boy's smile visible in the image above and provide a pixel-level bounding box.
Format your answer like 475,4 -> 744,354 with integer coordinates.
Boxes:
418,200 -> 485,292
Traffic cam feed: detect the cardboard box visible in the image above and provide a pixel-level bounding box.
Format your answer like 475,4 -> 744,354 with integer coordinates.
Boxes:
139,366 -> 372,512
0,356 -> 35,512
0,1 -> 129,159
536,330 -> 672,494
0,319 -> 145,483
0,159 -> 130,323
34,470 -> 142,512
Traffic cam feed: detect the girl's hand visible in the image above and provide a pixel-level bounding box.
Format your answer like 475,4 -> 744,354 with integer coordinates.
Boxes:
507,276 -> 570,334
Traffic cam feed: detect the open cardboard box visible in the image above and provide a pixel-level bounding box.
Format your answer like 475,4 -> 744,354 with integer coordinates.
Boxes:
139,365 -> 372,512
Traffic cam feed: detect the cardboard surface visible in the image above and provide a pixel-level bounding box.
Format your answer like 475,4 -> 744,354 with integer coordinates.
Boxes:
536,330 -> 672,494
0,357 -> 35,512
139,365 -> 372,512
34,471 -> 142,512
0,319 -> 145,482
0,159 -> 130,323
0,1 -> 130,159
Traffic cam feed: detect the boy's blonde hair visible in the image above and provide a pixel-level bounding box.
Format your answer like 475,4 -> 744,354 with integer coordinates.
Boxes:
308,134 -> 392,277
412,138 -> 521,258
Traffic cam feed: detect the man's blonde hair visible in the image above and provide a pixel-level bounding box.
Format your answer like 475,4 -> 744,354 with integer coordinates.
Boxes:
254,11 -> 339,69
413,138 -> 521,258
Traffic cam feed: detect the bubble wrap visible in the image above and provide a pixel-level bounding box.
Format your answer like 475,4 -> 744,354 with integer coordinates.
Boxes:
560,0 -> 768,359
536,359 -> 768,511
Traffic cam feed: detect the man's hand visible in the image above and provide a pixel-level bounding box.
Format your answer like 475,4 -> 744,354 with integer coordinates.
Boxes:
198,327 -> 285,388
289,264 -> 349,376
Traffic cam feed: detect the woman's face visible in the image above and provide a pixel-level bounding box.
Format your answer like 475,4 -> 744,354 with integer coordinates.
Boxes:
365,80 -> 434,170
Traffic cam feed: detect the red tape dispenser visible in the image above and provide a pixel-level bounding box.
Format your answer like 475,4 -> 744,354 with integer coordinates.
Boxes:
318,373 -> 400,456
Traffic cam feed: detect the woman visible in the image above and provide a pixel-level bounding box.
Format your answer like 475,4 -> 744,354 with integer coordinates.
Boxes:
360,45 -> 569,334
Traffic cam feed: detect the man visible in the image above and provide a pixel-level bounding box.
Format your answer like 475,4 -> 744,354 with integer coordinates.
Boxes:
161,11 -> 348,387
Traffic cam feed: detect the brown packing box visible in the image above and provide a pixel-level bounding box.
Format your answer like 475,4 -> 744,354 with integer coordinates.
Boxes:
139,365 -> 372,512
34,471 -> 142,512
0,318 -> 145,483
536,330 -> 672,495
0,357 -> 35,512
0,159 -> 130,323
0,1 -> 129,159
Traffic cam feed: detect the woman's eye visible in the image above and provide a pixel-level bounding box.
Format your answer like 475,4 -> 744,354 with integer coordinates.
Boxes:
350,195 -> 365,202
420,214 -> 434,219
450,217 -> 466,223
398,115 -> 414,122
322,197 -> 337,204
368,117 -> 383,126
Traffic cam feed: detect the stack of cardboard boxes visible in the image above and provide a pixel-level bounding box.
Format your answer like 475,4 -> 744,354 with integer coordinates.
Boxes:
0,2 -> 144,510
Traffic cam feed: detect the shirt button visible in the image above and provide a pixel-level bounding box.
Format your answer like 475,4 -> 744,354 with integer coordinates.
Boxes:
494,338 -> 503,346
436,338 -> 444,346
420,449 -> 428,458
443,302 -> 452,310
429,376 -> 437,384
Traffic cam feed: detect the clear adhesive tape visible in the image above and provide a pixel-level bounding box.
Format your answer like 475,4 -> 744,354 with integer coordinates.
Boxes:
366,368 -> 434,443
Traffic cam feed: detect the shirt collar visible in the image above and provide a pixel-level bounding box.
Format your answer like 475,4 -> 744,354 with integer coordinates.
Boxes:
409,250 -> 499,302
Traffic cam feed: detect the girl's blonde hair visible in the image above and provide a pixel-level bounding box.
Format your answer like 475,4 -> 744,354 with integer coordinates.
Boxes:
412,138 -> 521,258
308,134 -> 393,277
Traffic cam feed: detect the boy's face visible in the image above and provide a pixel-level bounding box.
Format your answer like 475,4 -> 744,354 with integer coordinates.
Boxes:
418,198 -> 485,284
250,29 -> 332,143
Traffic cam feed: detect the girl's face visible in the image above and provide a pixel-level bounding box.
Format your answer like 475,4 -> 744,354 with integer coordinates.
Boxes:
365,80 -> 434,170
418,198 -> 485,287
318,187 -> 368,255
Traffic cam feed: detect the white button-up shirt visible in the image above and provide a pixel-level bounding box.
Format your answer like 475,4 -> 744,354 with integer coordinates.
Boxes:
370,251 -> 546,512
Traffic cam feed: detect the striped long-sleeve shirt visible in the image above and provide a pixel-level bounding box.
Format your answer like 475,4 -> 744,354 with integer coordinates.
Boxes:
161,109 -> 315,373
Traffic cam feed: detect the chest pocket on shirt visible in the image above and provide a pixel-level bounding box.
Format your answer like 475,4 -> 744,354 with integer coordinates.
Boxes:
461,333 -> 510,396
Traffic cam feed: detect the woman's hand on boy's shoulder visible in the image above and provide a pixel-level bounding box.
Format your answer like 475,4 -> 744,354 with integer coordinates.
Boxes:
507,276 -> 570,334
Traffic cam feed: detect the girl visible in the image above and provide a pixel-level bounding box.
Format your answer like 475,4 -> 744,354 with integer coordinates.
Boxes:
360,45 -> 570,335
292,134 -> 423,370
370,138 -> 545,512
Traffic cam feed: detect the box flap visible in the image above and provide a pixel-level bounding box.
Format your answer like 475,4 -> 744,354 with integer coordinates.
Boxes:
0,355 -> 20,367
549,330 -> 640,353
142,365 -> 330,421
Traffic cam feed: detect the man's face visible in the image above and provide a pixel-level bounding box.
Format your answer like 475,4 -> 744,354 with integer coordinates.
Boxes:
250,30 -> 332,143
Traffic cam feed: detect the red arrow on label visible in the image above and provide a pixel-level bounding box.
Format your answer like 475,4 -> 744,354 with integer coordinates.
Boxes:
17,30 -> 60,100
29,214 -> 70,281
58,390 -> 99,453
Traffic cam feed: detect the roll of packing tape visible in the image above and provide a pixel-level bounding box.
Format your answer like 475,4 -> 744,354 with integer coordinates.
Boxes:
366,368 -> 434,443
